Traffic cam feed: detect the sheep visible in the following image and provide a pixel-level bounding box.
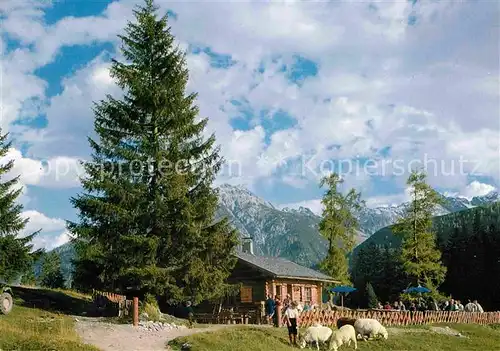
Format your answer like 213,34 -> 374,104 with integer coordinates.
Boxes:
328,325 -> 357,351
298,325 -> 333,350
353,318 -> 388,341
336,317 -> 356,330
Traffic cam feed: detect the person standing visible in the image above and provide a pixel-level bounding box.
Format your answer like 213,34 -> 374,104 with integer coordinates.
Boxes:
185,301 -> 194,328
409,302 -> 417,312
473,300 -> 484,313
265,294 -> 276,325
283,301 -> 300,346
464,300 -> 477,312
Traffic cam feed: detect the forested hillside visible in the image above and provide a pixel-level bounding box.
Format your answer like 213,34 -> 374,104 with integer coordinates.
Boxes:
351,202 -> 500,311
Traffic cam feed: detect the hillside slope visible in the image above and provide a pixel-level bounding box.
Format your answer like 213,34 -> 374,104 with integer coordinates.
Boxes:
353,192 -> 499,255
352,202 -> 500,310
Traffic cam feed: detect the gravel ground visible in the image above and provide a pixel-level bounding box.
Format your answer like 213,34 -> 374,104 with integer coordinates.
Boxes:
75,317 -> 237,351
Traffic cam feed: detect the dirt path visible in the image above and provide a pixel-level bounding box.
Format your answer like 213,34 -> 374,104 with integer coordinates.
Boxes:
75,318 -> 242,351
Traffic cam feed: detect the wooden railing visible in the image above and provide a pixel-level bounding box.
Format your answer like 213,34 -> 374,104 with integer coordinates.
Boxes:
193,307 -> 260,325
299,309 -> 500,328
92,289 -> 132,317
92,289 -> 126,303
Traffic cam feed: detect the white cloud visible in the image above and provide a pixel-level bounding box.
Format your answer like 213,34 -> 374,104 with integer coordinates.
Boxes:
20,210 -> 71,251
0,148 -> 83,189
21,57 -> 121,159
460,181 -> 496,200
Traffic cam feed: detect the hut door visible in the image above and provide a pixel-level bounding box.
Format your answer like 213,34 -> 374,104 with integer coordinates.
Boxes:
287,284 -> 292,297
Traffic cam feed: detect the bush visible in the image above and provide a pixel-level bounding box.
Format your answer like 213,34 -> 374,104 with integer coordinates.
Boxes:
142,294 -> 161,321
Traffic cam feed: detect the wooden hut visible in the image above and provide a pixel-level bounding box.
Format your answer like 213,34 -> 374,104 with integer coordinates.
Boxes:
227,238 -> 338,307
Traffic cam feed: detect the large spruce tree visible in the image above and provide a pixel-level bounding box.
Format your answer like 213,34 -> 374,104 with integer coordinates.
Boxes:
0,130 -> 41,283
318,172 -> 364,284
392,170 -> 446,289
69,0 -> 238,303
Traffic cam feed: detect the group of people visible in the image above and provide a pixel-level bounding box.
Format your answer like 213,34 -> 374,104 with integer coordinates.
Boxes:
442,299 -> 484,312
376,298 -> 485,313
264,293 -> 318,323
264,293 -> 304,346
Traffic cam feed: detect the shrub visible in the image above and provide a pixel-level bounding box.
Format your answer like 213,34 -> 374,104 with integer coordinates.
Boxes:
142,294 -> 161,321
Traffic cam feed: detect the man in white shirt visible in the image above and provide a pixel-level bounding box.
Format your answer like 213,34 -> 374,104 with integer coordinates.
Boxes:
464,300 -> 478,312
283,301 -> 300,346
473,300 -> 484,313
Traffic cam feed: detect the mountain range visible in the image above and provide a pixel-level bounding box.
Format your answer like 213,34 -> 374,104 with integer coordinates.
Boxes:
42,184 -> 499,282
216,185 -> 499,266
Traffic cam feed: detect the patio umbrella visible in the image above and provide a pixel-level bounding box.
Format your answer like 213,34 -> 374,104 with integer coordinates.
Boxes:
404,285 -> 431,294
329,286 -> 357,308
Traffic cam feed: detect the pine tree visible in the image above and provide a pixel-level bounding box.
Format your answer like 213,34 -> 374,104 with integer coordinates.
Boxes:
380,245 -> 408,301
0,130 -> 42,283
40,252 -> 65,289
365,282 -> 379,309
392,170 -> 446,289
485,223 -> 500,309
352,242 -> 383,295
318,173 -> 364,284
69,0 -> 238,303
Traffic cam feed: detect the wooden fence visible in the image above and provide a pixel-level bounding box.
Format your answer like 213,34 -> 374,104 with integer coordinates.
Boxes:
299,309 -> 500,328
92,289 -> 132,317
193,305 -> 261,325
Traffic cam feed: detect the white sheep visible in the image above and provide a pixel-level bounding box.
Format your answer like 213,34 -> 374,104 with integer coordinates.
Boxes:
298,325 -> 333,350
353,318 -> 388,341
329,324 -> 357,351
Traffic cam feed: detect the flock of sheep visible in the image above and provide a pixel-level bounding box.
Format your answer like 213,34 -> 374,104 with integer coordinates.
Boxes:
298,318 -> 388,350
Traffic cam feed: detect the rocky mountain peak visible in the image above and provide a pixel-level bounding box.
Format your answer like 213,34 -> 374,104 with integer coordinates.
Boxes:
217,184 -> 275,212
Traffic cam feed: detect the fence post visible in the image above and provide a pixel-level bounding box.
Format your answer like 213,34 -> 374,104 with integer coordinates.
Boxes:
276,305 -> 282,327
133,297 -> 139,327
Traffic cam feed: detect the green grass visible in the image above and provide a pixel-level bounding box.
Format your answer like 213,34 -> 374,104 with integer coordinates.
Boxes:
168,323 -> 500,351
0,305 -> 99,350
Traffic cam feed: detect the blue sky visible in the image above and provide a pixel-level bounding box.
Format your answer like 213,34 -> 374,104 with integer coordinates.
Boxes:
1,0 -> 498,250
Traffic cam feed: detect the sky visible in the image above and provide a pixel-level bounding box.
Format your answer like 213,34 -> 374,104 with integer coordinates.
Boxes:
1,0 -> 499,250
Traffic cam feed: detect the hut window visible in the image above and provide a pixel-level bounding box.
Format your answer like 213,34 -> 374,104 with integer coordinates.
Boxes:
240,286 -> 253,303
275,285 -> 281,299
305,287 -> 312,302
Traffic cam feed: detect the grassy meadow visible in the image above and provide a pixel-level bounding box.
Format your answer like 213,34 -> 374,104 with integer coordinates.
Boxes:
168,323 -> 500,351
0,286 -> 99,350
0,305 -> 99,351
